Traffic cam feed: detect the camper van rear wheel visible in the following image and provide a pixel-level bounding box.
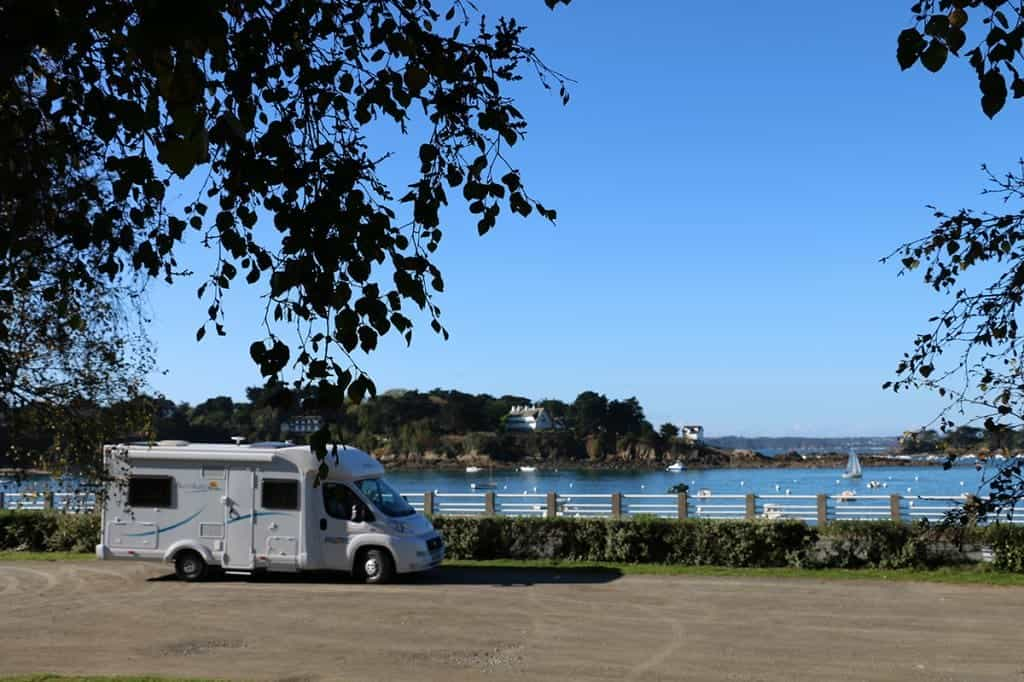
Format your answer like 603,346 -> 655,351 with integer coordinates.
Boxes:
358,548 -> 394,584
174,550 -> 208,582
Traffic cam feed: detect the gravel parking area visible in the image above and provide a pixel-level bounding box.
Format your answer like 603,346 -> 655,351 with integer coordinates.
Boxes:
1,561 -> 1022,681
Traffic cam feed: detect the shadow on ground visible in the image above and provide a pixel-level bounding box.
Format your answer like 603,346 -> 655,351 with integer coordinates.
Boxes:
148,565 -> 623,587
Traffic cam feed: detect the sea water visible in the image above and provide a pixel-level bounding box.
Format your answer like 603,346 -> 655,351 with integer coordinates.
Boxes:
385,461 -> 991,498
0,460 -> 999,499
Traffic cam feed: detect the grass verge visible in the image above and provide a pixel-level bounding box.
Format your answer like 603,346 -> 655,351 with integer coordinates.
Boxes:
0,551 -> 94,562
0,677 -> 221,682
1,552 -> 1022,585
444,559 -> 1024,586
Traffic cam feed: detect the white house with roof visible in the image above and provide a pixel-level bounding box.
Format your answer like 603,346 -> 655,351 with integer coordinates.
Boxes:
504,405 -> 556,432
682,425 -> 704,443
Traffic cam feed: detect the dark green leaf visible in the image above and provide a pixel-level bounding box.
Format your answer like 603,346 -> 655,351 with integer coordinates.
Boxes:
981,68 -> 1008,118
897,28 -> 926,70
921,40 -> 948,72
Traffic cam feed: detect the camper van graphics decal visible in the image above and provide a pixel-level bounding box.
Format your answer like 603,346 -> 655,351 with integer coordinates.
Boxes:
225,511 -> 291,524
179,482 -> 216,493
122,509 -> 289,537
123,508 -> 205,537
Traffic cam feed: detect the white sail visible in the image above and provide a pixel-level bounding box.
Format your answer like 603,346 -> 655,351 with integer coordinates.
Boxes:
843,452 -> 862,479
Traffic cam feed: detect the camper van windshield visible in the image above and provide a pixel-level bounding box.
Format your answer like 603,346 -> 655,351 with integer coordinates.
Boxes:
354,478 -> 416,518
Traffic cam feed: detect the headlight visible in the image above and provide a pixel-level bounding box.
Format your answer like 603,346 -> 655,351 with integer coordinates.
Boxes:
387,520 -> 408,534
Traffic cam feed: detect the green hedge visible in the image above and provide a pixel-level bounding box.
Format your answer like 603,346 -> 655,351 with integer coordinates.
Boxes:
1,511 -> 1019,571
984,524 -> 1024,571
432,516 -> 1005,570
0,511 -> 100,553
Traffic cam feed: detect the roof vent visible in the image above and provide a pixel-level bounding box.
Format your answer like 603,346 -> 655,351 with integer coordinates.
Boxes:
155,440 -> 190,447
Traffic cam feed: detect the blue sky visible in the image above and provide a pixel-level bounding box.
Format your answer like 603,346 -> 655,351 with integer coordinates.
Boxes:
144,1 -> 1021,436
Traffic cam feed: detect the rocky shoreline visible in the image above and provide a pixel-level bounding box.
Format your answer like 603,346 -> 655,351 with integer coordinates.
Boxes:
2,448 -> 943,476
374,445 -> 942,472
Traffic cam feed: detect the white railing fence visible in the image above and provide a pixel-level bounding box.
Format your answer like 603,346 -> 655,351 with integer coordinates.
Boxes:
395,491 -> 1020,526
3,489 -> 1017,525
0,491 -> 97,512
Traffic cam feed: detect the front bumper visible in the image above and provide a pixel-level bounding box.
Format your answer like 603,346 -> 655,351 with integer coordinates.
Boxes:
395,533 -> 445,573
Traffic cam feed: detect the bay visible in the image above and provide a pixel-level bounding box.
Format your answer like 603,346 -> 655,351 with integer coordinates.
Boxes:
0,459 -> 1000,500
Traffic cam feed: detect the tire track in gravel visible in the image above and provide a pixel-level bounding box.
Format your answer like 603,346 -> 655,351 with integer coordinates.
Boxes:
625,614 -> 685,681
0,568 -> 21,596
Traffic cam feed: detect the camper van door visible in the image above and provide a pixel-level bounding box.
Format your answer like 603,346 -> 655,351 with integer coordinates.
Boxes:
253,476 -> 301,571
320,482 -> 366,571
223,467 -> 255,569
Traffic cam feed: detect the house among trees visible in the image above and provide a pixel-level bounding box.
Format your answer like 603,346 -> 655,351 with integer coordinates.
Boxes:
504,405 -> 556,432
899,429 -> 940,452
682,425 -> 705,443
281,415 -> 324,437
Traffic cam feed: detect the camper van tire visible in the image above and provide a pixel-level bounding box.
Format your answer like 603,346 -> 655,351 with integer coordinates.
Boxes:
357,547 -> 395,584
174,550 -> 209,582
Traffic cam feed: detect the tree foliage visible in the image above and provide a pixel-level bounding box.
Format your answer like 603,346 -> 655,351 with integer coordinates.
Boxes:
897,0 -> 1024,118
0,0 -> 571,467
891,1 -> 1024,521
0,70 -> 153,477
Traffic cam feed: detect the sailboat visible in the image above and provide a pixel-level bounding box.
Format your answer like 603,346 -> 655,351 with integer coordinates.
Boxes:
842,450 -> 862,479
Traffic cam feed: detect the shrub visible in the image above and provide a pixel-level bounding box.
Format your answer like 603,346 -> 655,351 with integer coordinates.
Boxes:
0,511 -> 58,551
802,521 -> 925,569
432,516 -> 815,567
48,513 -> 101,552
4,510 -> 1024,573
0,512 -> 100,552
984,524 -> 1024,572
432,516 -> 1024,571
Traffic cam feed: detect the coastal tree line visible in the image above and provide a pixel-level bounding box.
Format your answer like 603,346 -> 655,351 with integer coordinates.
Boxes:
899,427 -> 1024,454
0,386 -> 698,472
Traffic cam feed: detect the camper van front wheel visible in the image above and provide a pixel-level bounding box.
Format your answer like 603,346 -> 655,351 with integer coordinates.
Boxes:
174,550 -> 208,582
357,548 -> 394,584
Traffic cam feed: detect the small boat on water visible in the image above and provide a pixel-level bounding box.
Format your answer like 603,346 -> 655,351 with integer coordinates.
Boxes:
866,480 -> 882,489
465,466 -> 482,473
842,451 -> 863,480
666,461 -> 686,473
696,488 -> 712,498
470,464 -> 497,489
518,466 -> 537,473
838,490 -> 857,502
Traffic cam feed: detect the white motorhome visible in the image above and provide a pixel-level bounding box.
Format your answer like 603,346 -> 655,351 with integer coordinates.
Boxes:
97,441 -> 444,583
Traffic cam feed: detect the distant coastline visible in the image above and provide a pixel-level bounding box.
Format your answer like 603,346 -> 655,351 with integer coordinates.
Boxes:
374,444 -> 944,472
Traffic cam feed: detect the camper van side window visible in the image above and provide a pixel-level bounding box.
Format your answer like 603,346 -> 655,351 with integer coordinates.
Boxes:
262,480 -> 299,510
323,483 -> 356,520
127,476 -> 173,508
